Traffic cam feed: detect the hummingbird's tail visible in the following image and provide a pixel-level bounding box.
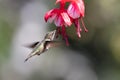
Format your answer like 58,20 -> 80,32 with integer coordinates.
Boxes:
24,53 -> 36,62
24,57 -> 30,62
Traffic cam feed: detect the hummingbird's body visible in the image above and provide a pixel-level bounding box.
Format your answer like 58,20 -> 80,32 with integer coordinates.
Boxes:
24,40 -> 49,62
24,30 -> 62,62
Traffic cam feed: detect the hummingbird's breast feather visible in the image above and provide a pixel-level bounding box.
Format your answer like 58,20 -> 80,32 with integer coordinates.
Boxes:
32,41 -> 45,53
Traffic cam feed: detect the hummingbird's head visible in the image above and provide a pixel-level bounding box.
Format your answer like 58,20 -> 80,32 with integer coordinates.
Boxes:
44,30 -> 57,41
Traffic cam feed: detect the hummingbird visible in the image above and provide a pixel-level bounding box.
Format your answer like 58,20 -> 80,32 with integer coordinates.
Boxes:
24,30 -> 62,62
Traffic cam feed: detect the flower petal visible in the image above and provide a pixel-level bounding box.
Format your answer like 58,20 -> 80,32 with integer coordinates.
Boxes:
61,12 -> 72,26
67,2 -> 80,19
56,0 -> 72,4
77,0 -> 85,17
54,15 -> 64,26
47,14 -> 57,23
44,9 -> 58,22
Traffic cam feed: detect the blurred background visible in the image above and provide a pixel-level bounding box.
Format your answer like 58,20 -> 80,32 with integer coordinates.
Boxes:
0,0 -> 120,80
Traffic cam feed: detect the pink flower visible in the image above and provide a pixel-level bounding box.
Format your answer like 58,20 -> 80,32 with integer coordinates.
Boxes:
44,2 -> 72,46
67,0 -> 88,37
44,9 -> 72,27
67,0 -> 85,18
56,0 -> 88,37
44,0 -> 88,45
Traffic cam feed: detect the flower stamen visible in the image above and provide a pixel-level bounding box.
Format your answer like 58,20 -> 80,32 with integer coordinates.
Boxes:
81,18 -> 88,32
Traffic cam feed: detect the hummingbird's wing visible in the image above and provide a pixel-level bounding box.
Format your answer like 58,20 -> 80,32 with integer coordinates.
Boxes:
24,41 -> 62,62
45,41 -> 63,49
24,41 -> 45,62
25,42 -> 39,49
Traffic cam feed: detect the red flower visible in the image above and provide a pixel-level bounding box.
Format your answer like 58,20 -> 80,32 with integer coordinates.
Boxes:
67,0 -> 85,18
44,9 -> 72,27
44,2 -> 72,46
44,0 -> 88,45
67,0 -> 88,37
